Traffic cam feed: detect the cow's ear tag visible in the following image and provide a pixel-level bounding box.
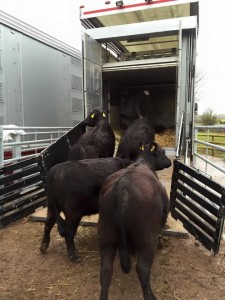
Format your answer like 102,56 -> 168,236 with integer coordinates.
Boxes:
102,112 -> 106,117
140,145 -> 144,151
90,114 -> 95,119
150,145 -> 155,152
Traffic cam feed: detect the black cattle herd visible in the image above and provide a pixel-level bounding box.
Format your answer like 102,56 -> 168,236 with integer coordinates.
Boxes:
40,109 -> 172,300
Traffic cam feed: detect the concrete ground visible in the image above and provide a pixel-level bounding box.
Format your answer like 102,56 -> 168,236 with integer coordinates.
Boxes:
194,155 -> 225,186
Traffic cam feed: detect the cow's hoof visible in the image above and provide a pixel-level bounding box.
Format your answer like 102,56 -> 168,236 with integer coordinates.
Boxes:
39,244 -> 48,254
68,251 -> 78,261
69,254 -> 78,261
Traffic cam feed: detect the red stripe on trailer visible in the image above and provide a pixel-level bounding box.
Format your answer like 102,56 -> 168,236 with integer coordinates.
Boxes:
83,0 -> 177,15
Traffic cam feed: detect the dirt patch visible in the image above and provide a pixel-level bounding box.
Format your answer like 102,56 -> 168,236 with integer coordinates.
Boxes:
1,156 -> 224,300
0,218 -> 225,300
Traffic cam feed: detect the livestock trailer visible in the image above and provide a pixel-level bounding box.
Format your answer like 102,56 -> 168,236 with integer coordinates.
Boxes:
79,0 -> 225,254
79,0 -> 199,156
0,10 -> 83,127
0,11 -> 85,227
0,1 -> 224,257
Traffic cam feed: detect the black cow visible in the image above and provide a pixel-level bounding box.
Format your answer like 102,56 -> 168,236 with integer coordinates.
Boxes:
40,157 -> 131,260
68,109 -> 115,160
116,116 -> 155,161
98,142 -> 171,300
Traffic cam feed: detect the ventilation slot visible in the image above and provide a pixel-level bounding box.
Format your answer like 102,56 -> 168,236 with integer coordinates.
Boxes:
0,83 -> 4,105
72,97 -> 83,113
71,57 -> 82,67
0,116 -> 4,125
71,74 -> 82,91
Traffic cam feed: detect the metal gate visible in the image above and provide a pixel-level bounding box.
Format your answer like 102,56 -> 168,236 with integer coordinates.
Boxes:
0,156 -> 46,227
170,159 -> 225,254
0,121 -> 85,227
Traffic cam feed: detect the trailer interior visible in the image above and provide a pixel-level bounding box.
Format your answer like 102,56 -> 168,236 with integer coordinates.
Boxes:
81,0 -> 199,149
103,56 -> 177,128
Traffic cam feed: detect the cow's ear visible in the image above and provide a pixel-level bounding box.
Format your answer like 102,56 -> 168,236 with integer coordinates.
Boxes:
139,142 -> 144,152
90,113 -> 95,119
150,145 -> 155,152
102,112 -> 106,118
150,142 -> 157,153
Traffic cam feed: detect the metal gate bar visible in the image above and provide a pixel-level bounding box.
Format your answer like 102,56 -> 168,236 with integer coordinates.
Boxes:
0,156 -> 46,227
170,159 -> 225,254
175,181 -> 218,217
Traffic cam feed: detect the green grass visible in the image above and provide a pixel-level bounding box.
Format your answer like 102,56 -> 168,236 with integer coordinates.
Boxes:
197,132 -> 225,158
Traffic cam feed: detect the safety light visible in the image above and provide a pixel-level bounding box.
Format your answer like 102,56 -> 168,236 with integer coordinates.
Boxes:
116,1 -> 124,7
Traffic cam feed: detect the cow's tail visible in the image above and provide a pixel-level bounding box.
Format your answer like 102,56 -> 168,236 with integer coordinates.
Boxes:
56,211 -> 66,237
113,179 -> 131,274
47,170 -> 66,237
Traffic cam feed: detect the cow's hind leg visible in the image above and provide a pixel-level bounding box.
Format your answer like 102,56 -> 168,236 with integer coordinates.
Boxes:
40,205 -> 56,254
136,246 -> 157,300
99,245 -> 117,300
64,213 -> 81,261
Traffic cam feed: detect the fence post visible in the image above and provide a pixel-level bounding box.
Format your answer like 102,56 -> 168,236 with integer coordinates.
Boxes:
0,128 -> 3,223
193,127 -> 198,167
205,129 -> 209,173
12,134 -> 22,159
0,127 -> 3,167
35,130 -> 37,154
212,136 -> 214,157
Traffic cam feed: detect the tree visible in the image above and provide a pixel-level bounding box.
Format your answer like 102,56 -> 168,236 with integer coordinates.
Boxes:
195,69 -> 205,103
200,108 -> 218,125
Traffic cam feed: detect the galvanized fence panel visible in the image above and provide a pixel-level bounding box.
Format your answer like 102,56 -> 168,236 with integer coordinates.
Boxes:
0,126 -> 71,166
0,122 -> 85,227
193,125 -> 225,178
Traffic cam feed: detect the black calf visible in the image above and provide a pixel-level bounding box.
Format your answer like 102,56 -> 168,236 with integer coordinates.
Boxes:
40,157 -> 131,260
68,109 -> 115,160
98,142 -> 171,300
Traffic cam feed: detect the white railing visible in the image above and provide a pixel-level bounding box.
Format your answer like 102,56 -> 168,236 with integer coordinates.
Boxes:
193,125 -> 225,184
0,126 -> 71,166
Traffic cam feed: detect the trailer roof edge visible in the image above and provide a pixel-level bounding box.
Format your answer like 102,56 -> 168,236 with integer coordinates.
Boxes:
0,10 -> 81,59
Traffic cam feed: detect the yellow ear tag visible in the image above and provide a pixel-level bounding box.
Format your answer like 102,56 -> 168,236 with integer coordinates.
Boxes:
102,112 -> 106,117
140,145 -> 144,151
151,145 -> 155,152
90,114 -> 95,119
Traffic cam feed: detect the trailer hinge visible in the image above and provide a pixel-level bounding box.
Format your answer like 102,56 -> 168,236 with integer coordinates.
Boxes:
192,65 -> 195,78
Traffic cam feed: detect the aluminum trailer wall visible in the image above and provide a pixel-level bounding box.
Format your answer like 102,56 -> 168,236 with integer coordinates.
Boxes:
0,11 -> 83,127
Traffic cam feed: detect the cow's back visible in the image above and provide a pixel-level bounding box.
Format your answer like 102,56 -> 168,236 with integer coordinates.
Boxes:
68,121 -> 115,160
99,163 -> 168,247
120,165 -> 167,236
116,116 -> 155,160
48,157 -> 131,209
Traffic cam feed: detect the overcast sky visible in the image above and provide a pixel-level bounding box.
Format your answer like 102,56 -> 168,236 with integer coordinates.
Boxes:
0,0 -> 224,115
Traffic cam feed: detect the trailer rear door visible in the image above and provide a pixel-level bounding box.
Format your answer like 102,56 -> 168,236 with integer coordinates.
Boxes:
82,33 -> 103,116
170,159 -> 225,254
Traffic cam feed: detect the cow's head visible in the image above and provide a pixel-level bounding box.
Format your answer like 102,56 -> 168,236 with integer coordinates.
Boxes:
83,109 -> 107,127
139,141 -> 171,171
